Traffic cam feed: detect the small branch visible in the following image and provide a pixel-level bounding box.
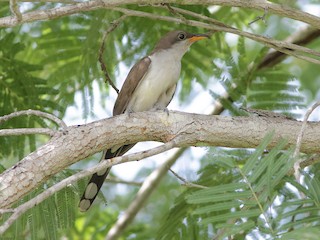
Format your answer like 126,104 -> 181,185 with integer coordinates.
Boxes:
258,27 -> 320,69
2,111 -> 320,210
287,154 -> 320,176
0,128 -> 55,137
299,154 -> 320,169
169,168 -> 208,189
0,2 -> 319,64
106,148 -> 185,240
154,4 -> 320,62
9,0 -> 22,22
162,3 -> 189,24
211,26 -> 320,116
0,109 -> 67,129
4,0 -> 81,2
156,4 -> 232,30
293,101 -> 320,181
111,7 -> 320,65
156,5 -> 320,64
0,140 -> 178,235
1,0 -> 320,29
0,209 -> 14,214
98,15 -> 127,94
249,6 -> 268,25
106,177 -> 142,186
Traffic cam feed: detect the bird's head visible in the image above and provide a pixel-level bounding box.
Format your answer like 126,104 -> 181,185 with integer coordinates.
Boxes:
152,30 -> 209,57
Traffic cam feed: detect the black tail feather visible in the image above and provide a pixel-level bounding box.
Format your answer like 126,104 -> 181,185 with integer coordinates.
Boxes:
78,144 -> 135,211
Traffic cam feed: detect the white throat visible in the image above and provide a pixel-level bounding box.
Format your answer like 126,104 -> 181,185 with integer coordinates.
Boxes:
156,40 -> 191,61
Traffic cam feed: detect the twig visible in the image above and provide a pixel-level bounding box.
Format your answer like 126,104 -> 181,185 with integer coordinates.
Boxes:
0,109 -> 67,129
258,27 -> 320,69
169,168 -> 208,189
212,27 -> 320,116
293,101 -> 320,181
210,26 -> 320,116
0,209 -> 14,214
0,128 -> 55,137
287,153 -> 320,176
1,2 -> 319,64
0,2 -> 319,64
125,5 -> 320,64
111,7 -> 320,65
4,0 -> 81,2
0,139 -> 178,235
106,177 -> 142,186
162,3 -> 189,24
9,0 -> 22,22
106,148 -> 185,240
98,15 -> 127,94
155,4 -> 233,30
165,5 -> 320,61
249,6 -> 268,25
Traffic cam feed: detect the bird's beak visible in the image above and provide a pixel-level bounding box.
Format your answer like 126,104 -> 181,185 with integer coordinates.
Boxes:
188,33 -> 209,43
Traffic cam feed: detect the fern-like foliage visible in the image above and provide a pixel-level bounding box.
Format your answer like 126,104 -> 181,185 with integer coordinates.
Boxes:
247,70 -> 305,117
0,31 -> 62,159
209,36 -> 306,119
1,169 -> 78,239
157,133 -> 320,239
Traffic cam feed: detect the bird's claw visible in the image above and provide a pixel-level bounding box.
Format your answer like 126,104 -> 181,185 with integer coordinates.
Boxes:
163,108 -> 169,116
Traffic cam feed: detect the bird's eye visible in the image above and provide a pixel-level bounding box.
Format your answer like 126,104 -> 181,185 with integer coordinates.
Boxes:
178,32 -> 186,40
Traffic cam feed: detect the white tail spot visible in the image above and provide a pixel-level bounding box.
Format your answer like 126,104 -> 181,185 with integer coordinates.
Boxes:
79,199 -> 91,212
85,183 -> 98,199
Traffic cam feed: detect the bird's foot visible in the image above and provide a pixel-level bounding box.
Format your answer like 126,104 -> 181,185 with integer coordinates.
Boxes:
150,105 -> 170,116
125,109 -> 134,117
163,107 -> 170,116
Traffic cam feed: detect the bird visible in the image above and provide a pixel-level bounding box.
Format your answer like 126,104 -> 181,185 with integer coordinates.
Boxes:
79,30 -> 209,212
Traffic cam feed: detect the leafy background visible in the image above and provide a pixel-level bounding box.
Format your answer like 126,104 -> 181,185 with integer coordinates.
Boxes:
1,1 -> 320,239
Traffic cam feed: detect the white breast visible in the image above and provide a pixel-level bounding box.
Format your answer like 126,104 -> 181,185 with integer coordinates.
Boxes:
126,48 -> 182,112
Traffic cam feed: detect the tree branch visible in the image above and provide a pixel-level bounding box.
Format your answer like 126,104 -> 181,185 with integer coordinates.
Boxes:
1,0 -> 81,3
106,148 -> 185,240
212,26 -> 320,116
9,0 -> 22,22
0,140 -> 178,235
0,128 -> 55,137
258,26 -> 320,69
1,111 -> 320,210
106,177 -> 142,186
0,109 -> 67,129
111,7 -> 320,65
169,168 -> 208,189
1,1 -> 320,29
160,5 -> 320,64
293,101 -> 320,181
98,15 -> 128,94
1,2 -> 319,65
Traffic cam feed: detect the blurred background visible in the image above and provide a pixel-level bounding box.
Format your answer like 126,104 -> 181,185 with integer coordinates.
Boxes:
1,1 -> 320,239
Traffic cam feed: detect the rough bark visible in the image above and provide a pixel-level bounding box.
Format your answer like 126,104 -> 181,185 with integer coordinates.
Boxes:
0,111 -> 319,209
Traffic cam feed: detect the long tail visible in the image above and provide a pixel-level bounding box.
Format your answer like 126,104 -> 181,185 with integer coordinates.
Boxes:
78,144 -> 134,212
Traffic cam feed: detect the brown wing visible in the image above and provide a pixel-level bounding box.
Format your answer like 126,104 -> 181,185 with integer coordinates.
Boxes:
113,57 -> 151,116
79,57 -> 151,211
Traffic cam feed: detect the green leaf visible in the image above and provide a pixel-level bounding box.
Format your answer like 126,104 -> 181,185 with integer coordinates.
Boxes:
280,227 -> 320,240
